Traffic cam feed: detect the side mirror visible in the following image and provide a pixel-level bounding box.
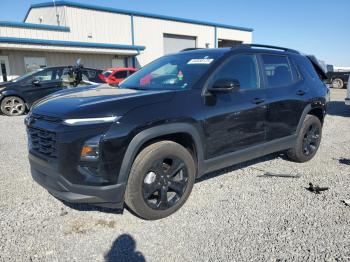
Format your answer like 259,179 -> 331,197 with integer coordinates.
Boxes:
208,79 -> 240,92
32,79 -> 40,86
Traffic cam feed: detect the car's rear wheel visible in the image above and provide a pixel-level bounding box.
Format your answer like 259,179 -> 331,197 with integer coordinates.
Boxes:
125,141 -> 196,220
0,96 -> 26,116
287,115 -> 322,163
331,78 -> 344,89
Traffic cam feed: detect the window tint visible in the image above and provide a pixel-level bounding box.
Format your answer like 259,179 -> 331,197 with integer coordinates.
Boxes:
114,71 -> 128,78
297,57 -> 320,81
261,55 -> 294,88
33,69 -> 54,82
82,69 -> 96,78
128,70 -> 136,76
213,54 -> 260,90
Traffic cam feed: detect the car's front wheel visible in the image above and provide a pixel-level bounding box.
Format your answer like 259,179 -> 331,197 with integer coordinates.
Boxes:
0,96 -> 26,116
125,141 -> 196,220
331,78 -> 344,89
287,115 -> 322,163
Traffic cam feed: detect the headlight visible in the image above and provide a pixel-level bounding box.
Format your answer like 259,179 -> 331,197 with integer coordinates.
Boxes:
63,116 -> 120,126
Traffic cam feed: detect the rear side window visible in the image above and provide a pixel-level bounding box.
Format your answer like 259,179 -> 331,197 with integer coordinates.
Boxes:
261,55 -> 294,88
115,71 -> 128,78
82,69 -> 96,78
128,70 -> 136,76
297,57 -> 321,81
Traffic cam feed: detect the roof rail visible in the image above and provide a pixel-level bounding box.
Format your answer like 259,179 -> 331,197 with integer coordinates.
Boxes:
180,48 -> 204,52
237,44 -> 300,54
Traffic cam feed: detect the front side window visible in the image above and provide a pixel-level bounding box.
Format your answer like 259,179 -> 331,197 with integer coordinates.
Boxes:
261,55 -> 294,88
212,54 -> 260,90
33,69 -> 54,82
119,52 -> 223,90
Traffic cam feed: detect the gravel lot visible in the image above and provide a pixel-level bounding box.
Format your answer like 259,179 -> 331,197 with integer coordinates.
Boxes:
1,89 -> 350,261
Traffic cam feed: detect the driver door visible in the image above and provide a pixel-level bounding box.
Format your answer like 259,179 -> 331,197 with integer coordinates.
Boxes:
22,68 -> 63,106
202,54 -> 267,159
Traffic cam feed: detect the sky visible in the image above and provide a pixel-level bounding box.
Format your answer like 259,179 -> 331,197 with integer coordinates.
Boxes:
0,0 -> 349,66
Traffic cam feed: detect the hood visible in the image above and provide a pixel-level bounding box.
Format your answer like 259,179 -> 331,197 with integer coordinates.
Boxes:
32,84 -> 175,119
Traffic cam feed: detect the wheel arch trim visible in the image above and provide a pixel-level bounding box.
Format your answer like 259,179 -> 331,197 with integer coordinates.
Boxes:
296,103 -> 325,134
117,123 -> 204,185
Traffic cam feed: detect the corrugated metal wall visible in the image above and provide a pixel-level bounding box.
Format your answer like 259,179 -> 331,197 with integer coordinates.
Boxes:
133,16 -> 216,66
25,6 -> 67,26
1,5 -> 253,75
0,50 -> 116,77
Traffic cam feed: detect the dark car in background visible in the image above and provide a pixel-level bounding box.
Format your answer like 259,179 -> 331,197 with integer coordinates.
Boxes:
326,64 -> 349,89
0,66 -> 103,116
26,44 -> 329,220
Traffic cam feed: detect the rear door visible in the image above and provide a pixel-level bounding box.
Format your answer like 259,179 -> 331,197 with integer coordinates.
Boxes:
260,54 -> 307,141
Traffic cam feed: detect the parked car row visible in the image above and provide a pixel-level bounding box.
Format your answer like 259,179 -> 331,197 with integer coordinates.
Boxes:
0,63 -> 137,116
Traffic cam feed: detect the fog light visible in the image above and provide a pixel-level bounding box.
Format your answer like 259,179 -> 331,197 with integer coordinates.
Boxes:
81,136 -> 101,161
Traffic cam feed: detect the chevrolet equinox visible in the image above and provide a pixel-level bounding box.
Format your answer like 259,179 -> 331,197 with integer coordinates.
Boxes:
26,44 -> 329,220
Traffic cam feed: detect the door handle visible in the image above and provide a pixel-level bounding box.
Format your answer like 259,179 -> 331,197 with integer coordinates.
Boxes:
252,98 -> 265,105
296,90 -> 306,96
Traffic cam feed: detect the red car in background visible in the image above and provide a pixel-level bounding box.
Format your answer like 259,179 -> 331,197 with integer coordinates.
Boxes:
99,67 -> 137,85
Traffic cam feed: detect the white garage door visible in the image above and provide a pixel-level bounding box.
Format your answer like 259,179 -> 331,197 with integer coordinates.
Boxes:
163,34 -> 196,55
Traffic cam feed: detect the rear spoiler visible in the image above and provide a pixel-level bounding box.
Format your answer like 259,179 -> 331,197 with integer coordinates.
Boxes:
306,55 -> 328,80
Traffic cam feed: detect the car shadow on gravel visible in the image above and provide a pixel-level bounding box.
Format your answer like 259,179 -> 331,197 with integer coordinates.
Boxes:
196,152 -> 283,183
62,201 -> 124,215
104,234 -> 145,262
327,101 -> 350,117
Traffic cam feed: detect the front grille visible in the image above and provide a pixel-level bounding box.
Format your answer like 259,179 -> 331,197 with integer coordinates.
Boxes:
28,127 -> 57,158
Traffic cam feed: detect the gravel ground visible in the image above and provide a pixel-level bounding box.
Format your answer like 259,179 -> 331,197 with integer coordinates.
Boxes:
1,89 -> 350,262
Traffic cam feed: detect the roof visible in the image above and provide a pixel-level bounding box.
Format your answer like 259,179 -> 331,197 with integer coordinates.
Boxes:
0,37 -> 145,51
24,1 -> 253,32
0,21 -> 69,31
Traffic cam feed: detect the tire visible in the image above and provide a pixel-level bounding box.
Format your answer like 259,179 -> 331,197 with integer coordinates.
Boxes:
331,78 -> 344,89
0,96 -> 26,116
287,115 -> 322,163
125,141 -> 196,220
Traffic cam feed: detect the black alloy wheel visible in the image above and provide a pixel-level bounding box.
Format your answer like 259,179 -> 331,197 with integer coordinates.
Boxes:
125,141 -> 196,220
302,124 -> 321,156
142,157 -> 189,210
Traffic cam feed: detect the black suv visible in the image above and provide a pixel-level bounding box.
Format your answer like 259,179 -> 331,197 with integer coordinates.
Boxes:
0,66 -> 103,116
26,45 -> 329,220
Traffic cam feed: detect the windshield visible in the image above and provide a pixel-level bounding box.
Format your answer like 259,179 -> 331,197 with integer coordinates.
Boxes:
119,52 -> 223,90
11,69 -> 43,82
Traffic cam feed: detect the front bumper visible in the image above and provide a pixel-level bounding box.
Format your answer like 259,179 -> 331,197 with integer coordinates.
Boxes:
29,153 -> 126,209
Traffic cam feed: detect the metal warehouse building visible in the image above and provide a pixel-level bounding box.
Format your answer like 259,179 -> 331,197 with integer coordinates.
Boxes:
0,1 -> 253,82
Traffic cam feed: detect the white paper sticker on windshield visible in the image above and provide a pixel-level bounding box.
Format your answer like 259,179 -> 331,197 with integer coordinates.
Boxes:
187,58 -> 214,65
